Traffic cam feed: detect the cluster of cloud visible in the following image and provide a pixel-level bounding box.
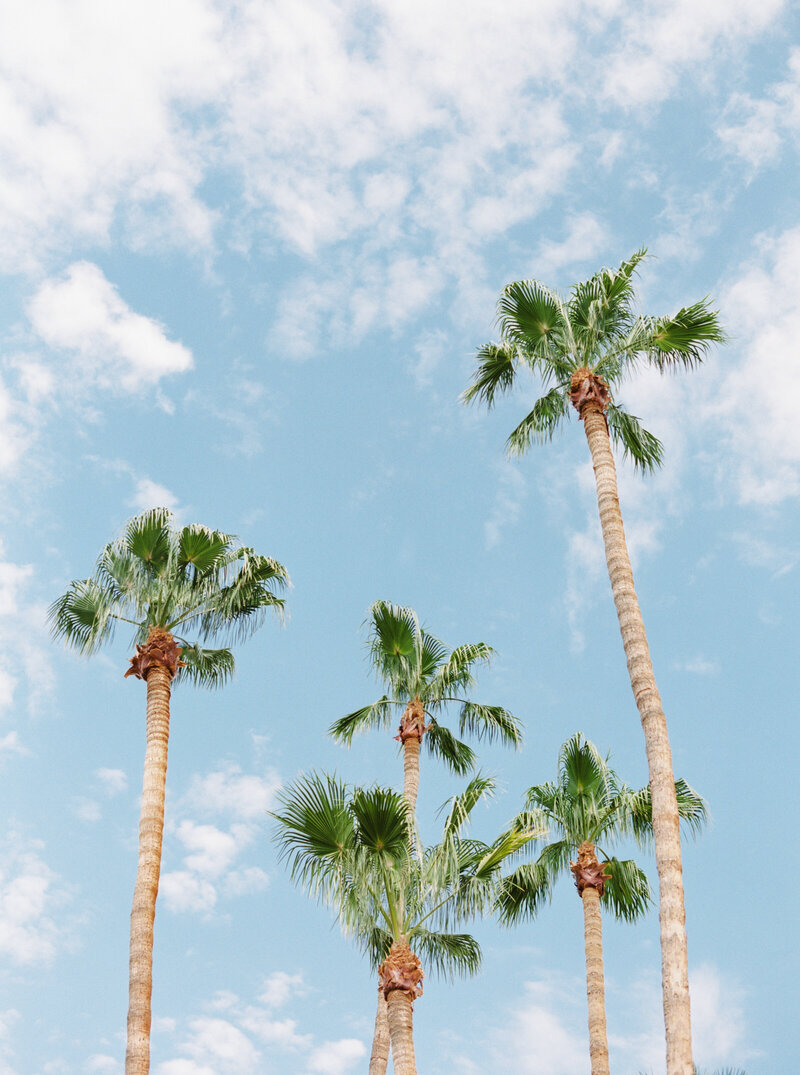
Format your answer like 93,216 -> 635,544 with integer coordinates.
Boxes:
0,833 -> 71,966
159,762 -> 280,916
152,972 -> 364,1075
446,963 -> 751,1073
717,47 -> 800,171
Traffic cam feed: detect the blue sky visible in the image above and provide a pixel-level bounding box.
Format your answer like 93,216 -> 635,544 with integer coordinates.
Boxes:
0,1 -> 798,1072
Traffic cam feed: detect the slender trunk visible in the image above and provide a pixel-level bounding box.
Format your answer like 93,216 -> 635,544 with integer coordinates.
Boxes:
125,662 -> 172,1075
402,736 -> 421,813
581,885 -> 610,1075
368,988 -> 390,1075
385,990 -> 417,1075
582,403 -> 692,1075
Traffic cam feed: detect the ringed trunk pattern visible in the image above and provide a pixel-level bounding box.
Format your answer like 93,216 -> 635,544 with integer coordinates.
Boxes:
124,628 -> 182,1075
378,940 -> 423,1075
368,989 -> 390,1075
576,379 -> 693,1075
396,699 -> 426,812
571,841 -> 611,1075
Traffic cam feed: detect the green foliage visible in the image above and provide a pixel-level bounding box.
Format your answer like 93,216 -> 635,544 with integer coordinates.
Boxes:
49,508 -> 288,688
272,772 -> 540,978
464,250 -> 725,470
329,601 -> 522,774
497,733 -> 707,925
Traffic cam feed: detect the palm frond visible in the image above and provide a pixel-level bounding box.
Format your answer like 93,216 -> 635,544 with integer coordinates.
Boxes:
601,857 -> 652,923
329,698 -> 394,745
461,342 -> 517,408
175,644 -> 235,689
125,508 -> 172,574
606,404 -> 664,474
425,723 -> 476,776
646,299 -> 726,370
47,578 -> 120,655
350,786 -> 412,864
495,861 -> 554,923
440,773 -> 496,838
458,702 -> 523,748
410,929 -> 481,980
425,641 -> 491,698
496,280 -> 569,360
270,773 -> 355,895
506,388 -> 571,456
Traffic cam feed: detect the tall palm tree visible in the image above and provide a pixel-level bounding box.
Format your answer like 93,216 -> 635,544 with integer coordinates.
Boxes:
498,734 -> 707,1075
272,773 -> 539,1075
330,602 -> 523,1072
463,252 -> 724,1075
330,601 -> 522,814
48,508 -> 288,1075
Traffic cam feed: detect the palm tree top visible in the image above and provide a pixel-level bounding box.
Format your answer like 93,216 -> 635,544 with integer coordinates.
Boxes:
497,733 -> 708,925
48,507 -> 288,688
272,771 -> 540,978
329,600 -> 523,775
463,250 -> 725,471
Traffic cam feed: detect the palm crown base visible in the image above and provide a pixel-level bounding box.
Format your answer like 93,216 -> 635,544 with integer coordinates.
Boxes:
378,941 -> 424,1001
123,627 -> 186,681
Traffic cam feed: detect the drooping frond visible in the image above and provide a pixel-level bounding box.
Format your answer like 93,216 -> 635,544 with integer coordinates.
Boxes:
48,578 -> 120,655
606,404 -> 664,474
458,701 -> 523,748
270,773 -> 356,896
462,342 -> 518,408
425,641 -> 492,699
600,857 -> 652,923
418,631 -> 450,682
329,699 -> 394,745
176,644 -> 235,689
506,386 -> 572,457
645,299 -> 726,370
410,929 -> 481,980
622,778 -> 708,846
495,860 -> 554,923
425,722 -> 476,776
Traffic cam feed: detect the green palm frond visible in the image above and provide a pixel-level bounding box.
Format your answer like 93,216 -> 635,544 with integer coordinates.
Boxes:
271,773 -> 356,895
426,641 -> 492,697
496,280 -> 570,361
425,722 -> 476,776
410,929 -> 481,979
623,779 -> 708,846
350,786 -> 412,863
601,857 -> 652,923
569,250 -> 647,356
646,299 -> 726,370
605,404 -> 664,474
462,343 -> 517,408
48,578 -> 120,655
329,698 -> 394,745
125,508 -> 172,574
440,773 -> 496,838
176,644 -> 235,689
495,860 -> 554,923
506,388 -> 571,456
177,525 -> 234,577
458,702 -> 523,748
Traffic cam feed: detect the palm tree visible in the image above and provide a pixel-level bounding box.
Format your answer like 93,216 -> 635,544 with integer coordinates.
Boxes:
498,733 -> 707,1075
330,602 -> 522,1072
272,772 -> 539,1075
330,601 -> 522,814
463,252 -> 724,1075
48,508 -> 288,1075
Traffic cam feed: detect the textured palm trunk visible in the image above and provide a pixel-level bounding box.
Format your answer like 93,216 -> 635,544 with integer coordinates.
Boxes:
402,736 -> 421,812
581,401 -> 692,1075
385,991 -> 417,1075
124,628 -> 184,1075
368,989 -> 390,1075
579,882 -> 610,1074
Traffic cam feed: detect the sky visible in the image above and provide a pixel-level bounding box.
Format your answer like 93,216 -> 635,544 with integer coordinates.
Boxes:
0,1 -> 798,1072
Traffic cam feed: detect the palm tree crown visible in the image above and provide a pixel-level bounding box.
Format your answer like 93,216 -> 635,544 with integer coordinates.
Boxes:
329,601 -> 522,777
49,507 -> 288,686
498,733 -> 707,923
463,249 -> 725,470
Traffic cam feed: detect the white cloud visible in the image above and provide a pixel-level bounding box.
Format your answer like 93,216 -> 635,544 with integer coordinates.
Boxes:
0,835 -> 69,964
717,225 -> 800,504
96,768 -> 128,796
532,213 -> 607,278
222,867 -> 270,898
674,656 -> 719,675
0,553 -> 53,718
691,963 -> 752,1067
175,821 -> 246,879
258,971 -> 305,1009
27,263 -> 193,392
74,799 -> 102,823
0,732 -> 28,757
602,0 -> 785,108
305,1039 -> 366,1075
86,1056 -> 121,1074
128,479 -> 181,514
183,763 -> 280,820
716,48 -> 800,171
484,462 -> 526,550
160,871 -> 217,915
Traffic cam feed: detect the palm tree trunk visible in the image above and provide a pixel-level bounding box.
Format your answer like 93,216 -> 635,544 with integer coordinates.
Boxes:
581,403 -> 692,1075
385,990 -> 417,1075
581,884 -> 610,1075
368,988 -> 390,1075
125,661 -> 172,1075
402,736 -> 421,813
